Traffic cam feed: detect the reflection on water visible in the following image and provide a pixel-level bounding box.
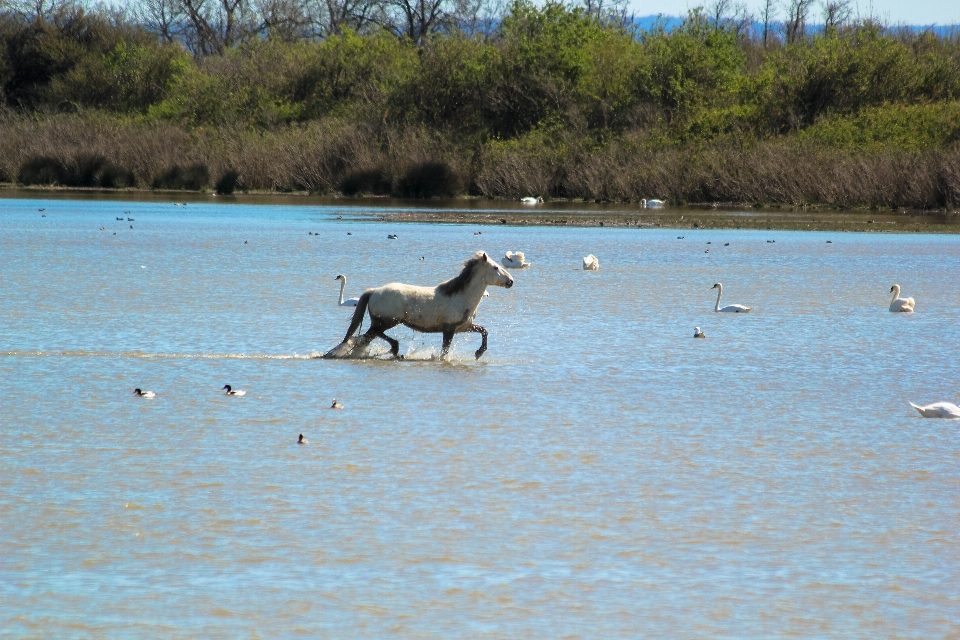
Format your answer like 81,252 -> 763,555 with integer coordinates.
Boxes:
2,197 -> 959,637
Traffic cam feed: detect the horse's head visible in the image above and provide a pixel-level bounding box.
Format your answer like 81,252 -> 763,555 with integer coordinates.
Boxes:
438,252 -> 514,297
478,252 -> 514,289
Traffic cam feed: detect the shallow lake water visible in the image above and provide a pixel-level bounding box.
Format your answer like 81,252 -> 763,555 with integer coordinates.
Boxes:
2,197 -> 959,637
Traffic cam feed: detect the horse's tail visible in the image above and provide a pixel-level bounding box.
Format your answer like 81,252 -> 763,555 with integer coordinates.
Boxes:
343,291 -> 372,340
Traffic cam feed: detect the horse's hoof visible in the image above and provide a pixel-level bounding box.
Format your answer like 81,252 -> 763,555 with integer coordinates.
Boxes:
396,354 -> 405,361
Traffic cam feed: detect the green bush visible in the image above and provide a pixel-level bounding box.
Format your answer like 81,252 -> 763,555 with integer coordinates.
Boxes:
340,168 -> 391,195
395,162 -> 460,198
152,163 -> 210,190
19,154 -> 135,187
215,169 -> 240,194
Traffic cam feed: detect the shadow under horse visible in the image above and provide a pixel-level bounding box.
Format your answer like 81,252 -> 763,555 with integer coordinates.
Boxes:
324,252 -> 514,360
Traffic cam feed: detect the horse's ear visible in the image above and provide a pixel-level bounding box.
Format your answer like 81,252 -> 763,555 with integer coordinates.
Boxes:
481,252 -> 487,259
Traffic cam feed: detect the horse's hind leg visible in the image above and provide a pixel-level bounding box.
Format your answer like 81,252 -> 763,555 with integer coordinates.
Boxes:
366,319 -> 400,358
439,330 -> 454,360
469,324 -> 488,360
378,331 -> 401,358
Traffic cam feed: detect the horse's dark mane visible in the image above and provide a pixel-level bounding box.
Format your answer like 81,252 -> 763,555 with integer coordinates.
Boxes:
437,252 -> 486,297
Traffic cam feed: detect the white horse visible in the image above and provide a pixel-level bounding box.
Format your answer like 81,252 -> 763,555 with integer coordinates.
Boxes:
324,252 -> 514,360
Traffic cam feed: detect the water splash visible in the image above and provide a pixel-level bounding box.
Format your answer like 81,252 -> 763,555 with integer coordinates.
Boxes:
2,350 -> 317,360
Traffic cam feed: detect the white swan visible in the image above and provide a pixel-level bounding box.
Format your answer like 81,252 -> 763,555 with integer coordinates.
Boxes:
335,274 -> 360,306
712,283 -> 751,313
520,196 -> 543,205
298,433 -> 308,444
694,327 -> 705,338
133,388 -> 155,398
502,251 -> 531,268
641,199 -> 665,208
889,284 -> 915,312
582,254 -> 599,271
910,401 -> 960,419
331,399 -> 344,410
222,384 -> 246,396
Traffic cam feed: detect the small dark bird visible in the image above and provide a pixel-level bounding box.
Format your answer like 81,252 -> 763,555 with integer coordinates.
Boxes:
116,217 -> 124,221
347,232 -> 352,235
387,234 -> 398,240
244,241 -> 248,244
129,225 -> 133,229
337,215 -> 343,220
127,218 -> 134,221
826,240 -> 833,244
38,208 -> 45,211
767,240 -> 775,243
309,232 -> 313,235
677,236 -> 684,239
724,243 -> 729,246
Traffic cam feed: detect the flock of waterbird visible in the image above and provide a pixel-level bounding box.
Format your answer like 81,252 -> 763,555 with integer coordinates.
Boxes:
133,382 -> 349,443
110,205 -> 952,428
322,235 -> 950,420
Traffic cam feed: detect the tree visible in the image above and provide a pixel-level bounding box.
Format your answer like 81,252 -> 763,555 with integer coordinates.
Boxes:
822,0 -> 850,32
782,0 -> 808,44
761,0 -> 774,47
135,0 -> 185,42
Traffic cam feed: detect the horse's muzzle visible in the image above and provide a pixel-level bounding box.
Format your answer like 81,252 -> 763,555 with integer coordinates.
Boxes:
505,279 -> 514,288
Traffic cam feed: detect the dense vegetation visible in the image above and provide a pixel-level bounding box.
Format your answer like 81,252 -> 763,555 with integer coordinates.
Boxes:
2,0 -> 959,207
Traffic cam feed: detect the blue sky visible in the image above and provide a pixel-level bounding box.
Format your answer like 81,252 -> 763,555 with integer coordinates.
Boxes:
632,0 -> 960,26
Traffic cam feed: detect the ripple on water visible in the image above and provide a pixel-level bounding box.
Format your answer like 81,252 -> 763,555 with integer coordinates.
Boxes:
1,201 -> 959,637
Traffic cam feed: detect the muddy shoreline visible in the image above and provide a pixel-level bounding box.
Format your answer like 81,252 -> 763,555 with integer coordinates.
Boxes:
3,186 -> 959,232
374,207 -> 960,233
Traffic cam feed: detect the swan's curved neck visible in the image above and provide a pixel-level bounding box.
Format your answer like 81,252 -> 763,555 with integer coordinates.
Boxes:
891,285 -> 900,303
714,286 -> 723,312
338,277 -> 346,304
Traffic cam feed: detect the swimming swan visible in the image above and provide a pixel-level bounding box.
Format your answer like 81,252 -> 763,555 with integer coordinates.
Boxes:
889,284 -> 915,312
909,401 -> 960,419
298,433 -> 308,444
331,399 -> 344,409
521,196 -> 543,205
222,385 -> 246,396
133,388 -> 155,398
335,274 -> 360,306
502,251 -> 531,268
641,199 -> 665,208
712,283 -> 751,313
694,327 -> 705,338
582,255 -> 599,271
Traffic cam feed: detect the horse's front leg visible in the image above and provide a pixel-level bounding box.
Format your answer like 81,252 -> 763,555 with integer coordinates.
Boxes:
470,324 -> 488,360
439,330 -> 455,360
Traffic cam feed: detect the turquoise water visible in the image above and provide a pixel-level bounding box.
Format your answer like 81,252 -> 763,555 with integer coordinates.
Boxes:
2,197 -> 959,637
